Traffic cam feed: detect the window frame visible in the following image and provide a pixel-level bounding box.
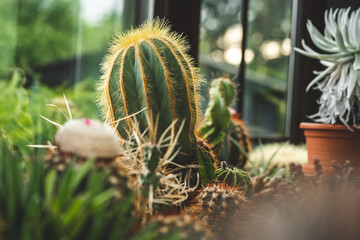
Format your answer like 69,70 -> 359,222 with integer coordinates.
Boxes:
153,0 -> 360,144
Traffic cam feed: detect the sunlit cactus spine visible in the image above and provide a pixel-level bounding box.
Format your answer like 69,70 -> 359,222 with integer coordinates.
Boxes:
215,162 -> 254,198
198,77 -> 251,168
98,20 -> 202,164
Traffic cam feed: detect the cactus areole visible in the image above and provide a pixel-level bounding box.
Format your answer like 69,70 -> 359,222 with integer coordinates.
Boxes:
98,20 -> 202,160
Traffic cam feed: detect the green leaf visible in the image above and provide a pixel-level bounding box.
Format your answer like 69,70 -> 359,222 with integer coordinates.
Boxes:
44,169 -> 56,207
69,157 -> 95,193
335,24 -> 348,52
197,146 -> 215,186
306,64 -> 337,91
353,53 -> 360,70
229,136 -> 249,160
347,66 -> 358,99
146,145 -> 161,173
306,20 -> 337,51
91,189 -> 115,209
263,144 -> 282,173
131,222 -> 160,240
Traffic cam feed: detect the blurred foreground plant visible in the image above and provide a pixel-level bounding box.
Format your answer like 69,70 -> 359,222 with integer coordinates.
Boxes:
0,142 -> 187,240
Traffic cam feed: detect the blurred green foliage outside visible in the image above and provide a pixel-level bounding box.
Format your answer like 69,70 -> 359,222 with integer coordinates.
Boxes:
0,69 -> 99,160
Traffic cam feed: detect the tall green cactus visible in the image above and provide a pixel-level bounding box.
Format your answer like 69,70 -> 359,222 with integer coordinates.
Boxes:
98,20 -> 202,162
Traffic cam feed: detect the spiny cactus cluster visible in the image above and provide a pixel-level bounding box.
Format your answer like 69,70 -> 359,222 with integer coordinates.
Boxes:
199,77 -> 251,168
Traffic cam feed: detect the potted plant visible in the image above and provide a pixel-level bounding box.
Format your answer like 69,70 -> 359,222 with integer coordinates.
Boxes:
296,7 -> 360,175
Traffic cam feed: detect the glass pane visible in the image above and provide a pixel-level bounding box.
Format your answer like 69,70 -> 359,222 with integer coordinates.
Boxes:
0,0 -> 132,118
198,0 -> 242,108
244,0 -> 291,137
199,0 -> 292,137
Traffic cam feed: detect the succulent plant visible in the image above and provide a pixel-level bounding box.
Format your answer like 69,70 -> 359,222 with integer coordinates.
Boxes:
295,8 -> 360,127
198,77 -> 251,167
215,162 -> 254,198
98,19 -> 202,164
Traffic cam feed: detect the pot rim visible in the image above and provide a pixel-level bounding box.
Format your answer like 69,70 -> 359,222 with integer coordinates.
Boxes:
299,122 -> 360,131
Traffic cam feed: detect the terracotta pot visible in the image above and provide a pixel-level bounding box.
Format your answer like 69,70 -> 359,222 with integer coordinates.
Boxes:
300,122 -> 360,175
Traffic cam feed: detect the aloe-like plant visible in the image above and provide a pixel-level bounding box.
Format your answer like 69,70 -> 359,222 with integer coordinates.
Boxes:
98,19 -> 202,164
295,8 -> 360,127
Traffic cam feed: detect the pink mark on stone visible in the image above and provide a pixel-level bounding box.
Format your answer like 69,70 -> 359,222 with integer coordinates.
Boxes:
85,119 -> 91,125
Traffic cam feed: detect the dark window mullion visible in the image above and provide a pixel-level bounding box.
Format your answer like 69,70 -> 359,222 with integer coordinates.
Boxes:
153,0 -> 201,63
236,0 -> 249,116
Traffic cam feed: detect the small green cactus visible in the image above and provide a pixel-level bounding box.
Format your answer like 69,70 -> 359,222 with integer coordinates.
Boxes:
215,162 -> 254,198
98,20 -> 202,165
199,77 -> 251,167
